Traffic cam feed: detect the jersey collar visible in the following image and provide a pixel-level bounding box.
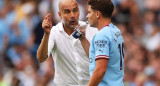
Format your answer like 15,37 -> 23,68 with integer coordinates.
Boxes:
100,23 -> 114,30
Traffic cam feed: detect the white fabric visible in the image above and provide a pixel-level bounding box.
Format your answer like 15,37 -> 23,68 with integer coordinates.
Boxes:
48,21 -> 98,86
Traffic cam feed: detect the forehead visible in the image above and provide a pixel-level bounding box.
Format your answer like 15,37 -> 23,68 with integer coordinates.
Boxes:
60,1 -> 78,11
88,5 -> 91,10
88,5 -> 94,12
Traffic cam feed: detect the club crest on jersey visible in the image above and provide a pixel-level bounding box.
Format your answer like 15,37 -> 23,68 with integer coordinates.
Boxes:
89,58 -> 93,63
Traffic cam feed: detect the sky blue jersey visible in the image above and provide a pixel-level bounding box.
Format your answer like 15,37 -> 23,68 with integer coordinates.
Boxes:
89,23 -> 124,86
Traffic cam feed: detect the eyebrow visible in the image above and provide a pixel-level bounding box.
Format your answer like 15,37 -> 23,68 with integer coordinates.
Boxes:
73,7 -> 78,9
63,6 -> 78,11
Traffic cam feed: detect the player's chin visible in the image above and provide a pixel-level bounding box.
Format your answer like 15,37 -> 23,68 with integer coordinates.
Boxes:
69,25 -> 77,29
89,23 -> 94,27
89,22 -> 96,27
69,23 -> 78,29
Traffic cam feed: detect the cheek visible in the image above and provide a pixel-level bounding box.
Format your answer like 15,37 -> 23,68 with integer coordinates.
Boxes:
75,13 -> 80,20
90,15 -> 94,21
62,15 -> 69,21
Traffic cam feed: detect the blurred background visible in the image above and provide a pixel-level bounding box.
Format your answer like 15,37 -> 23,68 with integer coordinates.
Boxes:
0,0 -> 160,86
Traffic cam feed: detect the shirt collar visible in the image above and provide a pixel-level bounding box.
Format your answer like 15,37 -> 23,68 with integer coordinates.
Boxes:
101,23 -> 114,29
109,23 -> 114,27
58,22 -> 65,32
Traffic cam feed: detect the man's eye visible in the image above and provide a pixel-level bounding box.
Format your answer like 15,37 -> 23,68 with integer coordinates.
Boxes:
73,8 -> 78,13
64,10 -> 70,14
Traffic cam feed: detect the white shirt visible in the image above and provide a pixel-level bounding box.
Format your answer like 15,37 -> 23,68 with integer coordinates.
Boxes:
48,21 -> 97,86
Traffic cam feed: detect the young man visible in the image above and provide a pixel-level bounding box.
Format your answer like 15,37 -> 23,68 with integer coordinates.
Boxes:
37,0 -> 97,85
86,0 -> 124,86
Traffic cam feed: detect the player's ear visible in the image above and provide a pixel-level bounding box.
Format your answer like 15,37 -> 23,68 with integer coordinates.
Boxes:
96,11 -> 101,19
58,12 -> 62,19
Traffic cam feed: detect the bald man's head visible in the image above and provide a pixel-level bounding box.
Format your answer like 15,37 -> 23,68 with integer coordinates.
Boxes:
59,0 -> 78,11
58,0 -> 80,30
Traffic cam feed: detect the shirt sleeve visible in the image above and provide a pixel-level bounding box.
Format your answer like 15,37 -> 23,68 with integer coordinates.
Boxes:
94,34 -> 110,60
85,25 -> 98,43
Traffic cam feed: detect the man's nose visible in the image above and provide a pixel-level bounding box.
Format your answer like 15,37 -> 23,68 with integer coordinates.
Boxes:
70,12 -> 75,18
86,14 -> 88,20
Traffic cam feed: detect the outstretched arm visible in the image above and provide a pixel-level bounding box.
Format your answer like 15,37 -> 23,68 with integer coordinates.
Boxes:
37,13 -> 52,62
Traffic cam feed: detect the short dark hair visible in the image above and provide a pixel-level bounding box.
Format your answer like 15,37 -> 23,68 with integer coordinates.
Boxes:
88,0 -> 114,18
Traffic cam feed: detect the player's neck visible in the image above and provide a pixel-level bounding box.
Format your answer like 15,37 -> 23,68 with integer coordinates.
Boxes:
97,18 -> 111,30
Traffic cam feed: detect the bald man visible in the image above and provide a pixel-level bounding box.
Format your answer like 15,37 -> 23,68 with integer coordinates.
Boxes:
37,0 -> 97,85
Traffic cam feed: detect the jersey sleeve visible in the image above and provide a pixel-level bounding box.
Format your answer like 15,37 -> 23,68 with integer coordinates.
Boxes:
94,34 -> 110,60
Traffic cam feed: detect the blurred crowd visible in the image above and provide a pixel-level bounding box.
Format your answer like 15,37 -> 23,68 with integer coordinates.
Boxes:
0,0 -> 160,86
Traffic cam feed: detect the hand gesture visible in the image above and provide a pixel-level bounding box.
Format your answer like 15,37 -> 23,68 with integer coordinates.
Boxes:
42,13 -> 52,35
79,22 -> 87,40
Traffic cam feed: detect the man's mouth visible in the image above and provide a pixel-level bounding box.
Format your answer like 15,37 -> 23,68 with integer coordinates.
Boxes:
70,20 -> 78,25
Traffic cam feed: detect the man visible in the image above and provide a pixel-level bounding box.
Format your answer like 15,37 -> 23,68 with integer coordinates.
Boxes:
37,0 -> 97,85
86,0 -> 124,86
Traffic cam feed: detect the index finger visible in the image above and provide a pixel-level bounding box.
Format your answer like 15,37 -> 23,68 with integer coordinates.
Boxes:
45,13 -> 51,20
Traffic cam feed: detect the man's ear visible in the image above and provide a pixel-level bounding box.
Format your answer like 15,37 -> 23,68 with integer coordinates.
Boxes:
58,12 -> 62,19
96,11 -> 101,19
